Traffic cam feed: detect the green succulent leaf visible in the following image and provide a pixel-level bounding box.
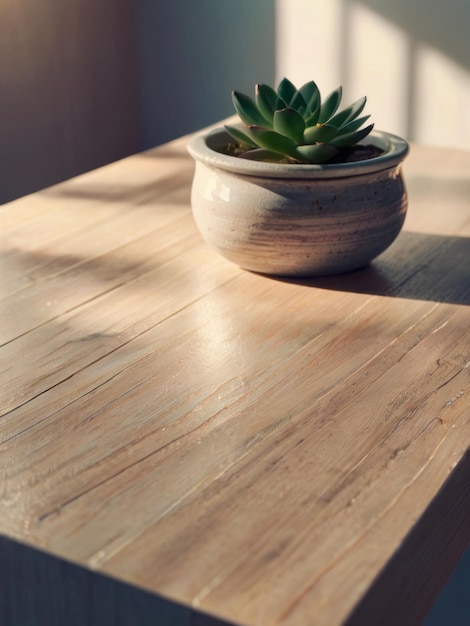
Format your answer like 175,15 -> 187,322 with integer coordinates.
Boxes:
302,124 -> 338,144
317,86 -> 343,124
274,95 -> 288,112
277,78 -> 297,105
224,124 -> 257,148
273,108 -> 305,143
232,90 -> 269,128
295,143 -> 339,164
239,148 -> 289,162
289,90 -> 307,115
328,96 -> 367,129
329,123 -> 374,148
304,106 -> 322,127
336,115 -> 370,135
230,78 -> 373,164
248,126 -> 298,158
255,84 -> 279,124
299,80 -> 321,116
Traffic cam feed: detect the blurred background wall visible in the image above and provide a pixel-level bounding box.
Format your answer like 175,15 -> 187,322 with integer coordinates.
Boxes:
2,0 -> 468,204
276,0 -> 470,150
0,0 -> 275,203
2,0 -> 469,204
0,0 -> 141,204
136,0 -> 275,150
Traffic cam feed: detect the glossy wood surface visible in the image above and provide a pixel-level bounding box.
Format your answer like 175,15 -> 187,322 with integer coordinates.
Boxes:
1,130 -> 469,626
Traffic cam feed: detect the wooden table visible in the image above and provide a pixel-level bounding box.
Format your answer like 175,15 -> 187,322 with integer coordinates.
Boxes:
1,128 -> 469,626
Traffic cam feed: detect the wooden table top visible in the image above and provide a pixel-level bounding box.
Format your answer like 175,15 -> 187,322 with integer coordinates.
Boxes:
1,128 -> 469,626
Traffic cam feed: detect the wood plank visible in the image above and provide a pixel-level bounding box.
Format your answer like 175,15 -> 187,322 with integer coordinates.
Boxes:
1,134 -> 469,626
0,240 -> 239,412
97,305 -> 468,625
0,151 -> 194,296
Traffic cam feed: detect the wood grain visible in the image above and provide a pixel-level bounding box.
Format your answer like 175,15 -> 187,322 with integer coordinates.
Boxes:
1,132 -> 469,626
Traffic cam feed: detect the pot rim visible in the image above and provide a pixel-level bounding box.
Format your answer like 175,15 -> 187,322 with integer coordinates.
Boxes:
187,127 -> 409,179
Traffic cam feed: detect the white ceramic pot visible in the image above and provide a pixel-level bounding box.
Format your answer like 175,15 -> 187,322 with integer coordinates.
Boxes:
187,128 -> 409,276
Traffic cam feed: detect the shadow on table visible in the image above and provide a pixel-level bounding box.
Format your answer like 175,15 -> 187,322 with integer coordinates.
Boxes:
269,231 -> 470,306
39,154 -> 194,205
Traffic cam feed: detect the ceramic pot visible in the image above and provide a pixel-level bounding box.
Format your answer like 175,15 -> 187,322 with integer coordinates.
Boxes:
187,128 -> 409,276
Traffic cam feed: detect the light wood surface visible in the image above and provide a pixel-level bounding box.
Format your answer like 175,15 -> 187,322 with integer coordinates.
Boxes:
1,129 -> 469,626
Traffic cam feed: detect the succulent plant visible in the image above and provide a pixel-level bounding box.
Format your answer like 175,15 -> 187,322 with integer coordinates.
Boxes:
225,78 -> 374,164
